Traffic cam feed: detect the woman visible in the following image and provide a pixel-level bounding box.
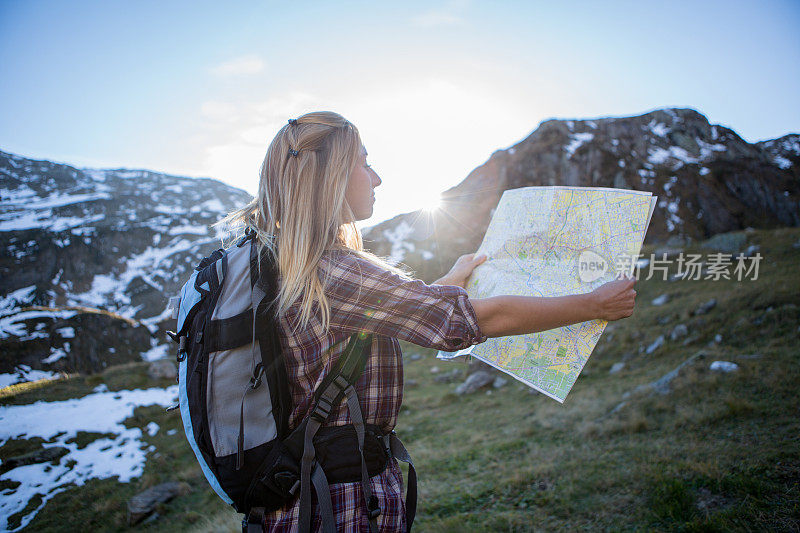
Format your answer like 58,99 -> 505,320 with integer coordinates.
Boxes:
223,111 -> 636,532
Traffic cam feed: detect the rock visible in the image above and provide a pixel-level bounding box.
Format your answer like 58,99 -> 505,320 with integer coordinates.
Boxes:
742,244 -> 760,257
492,376 -> 508,388
645,335 -> 665,354
693,298 -> 717,315
609,362 -> 625,374
147,359 -> 177,380
127,481 -> 185,525
404,379 -> 418,388
467,358 -> 498,377
455,371 -> 494,395
665,235 -> 687,248
407,353 -> 422,362
652,294 -> 669,306
0,446 -> 69,473
653,247 -> 683,258
636,352 -> 705,396
714,334 -> 722,344
433,369 -> 461,383
794,239 -> 800,249
670,324 -> 688,341
710,361 -> 739,373
657,315 -> 672,325
429,366 -> 440,374
701,232 -> 747,254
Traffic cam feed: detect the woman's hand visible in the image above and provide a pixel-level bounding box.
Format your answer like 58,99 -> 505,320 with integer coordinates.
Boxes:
434,253 -> 488,288
588,275 -> 637,321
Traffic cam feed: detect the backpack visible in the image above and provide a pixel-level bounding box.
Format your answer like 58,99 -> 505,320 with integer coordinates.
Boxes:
168,232 -> 417,533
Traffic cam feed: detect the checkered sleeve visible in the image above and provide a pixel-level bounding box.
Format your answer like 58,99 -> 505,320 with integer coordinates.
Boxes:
321,251 -> 488,351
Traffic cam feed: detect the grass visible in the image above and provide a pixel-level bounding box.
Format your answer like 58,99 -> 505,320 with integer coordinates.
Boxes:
2,226 -> 799,531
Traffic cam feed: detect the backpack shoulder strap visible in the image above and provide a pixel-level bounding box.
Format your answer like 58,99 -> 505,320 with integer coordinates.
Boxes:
298,333 -> 375,533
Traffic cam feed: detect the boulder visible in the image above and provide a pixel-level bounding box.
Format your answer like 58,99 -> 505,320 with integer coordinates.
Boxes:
742,244 -> 760,257
670,324 -> 689,341
652,294 -> 669,306
455,371 -> 494,395
147,359 -> 177,380
693,298 -> 717,315
609,362 -> 625,374
127,481 -> 185,525
701,232 -> 747,254
645,335 -> 665,354
492,376 -> 508,388
710,361 -> 739,373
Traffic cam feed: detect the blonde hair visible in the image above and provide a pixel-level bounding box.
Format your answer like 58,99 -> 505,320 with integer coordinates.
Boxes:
219,111 -> 402,332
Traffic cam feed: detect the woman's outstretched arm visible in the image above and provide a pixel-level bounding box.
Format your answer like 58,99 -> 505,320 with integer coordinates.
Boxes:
470,277 -> 637,338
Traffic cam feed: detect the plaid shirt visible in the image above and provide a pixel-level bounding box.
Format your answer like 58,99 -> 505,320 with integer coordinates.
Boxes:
263,249 -> 486,532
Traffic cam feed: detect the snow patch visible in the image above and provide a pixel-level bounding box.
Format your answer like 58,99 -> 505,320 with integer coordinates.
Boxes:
382,221 -> 416,264
0,286 -> 36,315
645,119 -> 670,137
42,346 -> 68,364
0,385 -> 178,531
168,224 -> 209,236
0,309 -> 78,339
564,133 -> 594,158
142,341 -> 170,362
773,156 -> 792,170
55,326 -> 75,338
0,365 -> 60,389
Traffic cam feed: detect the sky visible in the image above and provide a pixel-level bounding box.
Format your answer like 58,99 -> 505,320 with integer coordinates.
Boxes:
1,0 -> 799,226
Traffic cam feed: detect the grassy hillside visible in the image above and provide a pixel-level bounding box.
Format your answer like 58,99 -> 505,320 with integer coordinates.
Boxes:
2,226 -> 799,531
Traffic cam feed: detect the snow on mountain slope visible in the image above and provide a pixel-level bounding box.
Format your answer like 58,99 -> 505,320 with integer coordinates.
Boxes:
0,150 -> 253,376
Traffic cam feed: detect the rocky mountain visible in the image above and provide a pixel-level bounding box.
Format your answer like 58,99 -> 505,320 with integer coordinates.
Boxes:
364,108 -> 799,280
0,150 -> 251,376
1,107 -> 798,377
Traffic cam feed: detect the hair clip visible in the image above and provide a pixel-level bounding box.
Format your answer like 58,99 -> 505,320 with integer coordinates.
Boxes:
288,148 -> 300,157
288,119 -> 298,126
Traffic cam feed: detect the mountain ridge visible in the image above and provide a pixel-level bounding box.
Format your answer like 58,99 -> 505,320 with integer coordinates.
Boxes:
1,105 -> 798,376
364,107 -> 799,281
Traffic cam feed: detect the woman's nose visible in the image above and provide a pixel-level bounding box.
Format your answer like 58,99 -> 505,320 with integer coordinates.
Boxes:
371,168 -> 382,187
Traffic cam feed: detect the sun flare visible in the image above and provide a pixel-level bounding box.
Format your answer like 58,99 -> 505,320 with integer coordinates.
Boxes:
420,194 -> 442,213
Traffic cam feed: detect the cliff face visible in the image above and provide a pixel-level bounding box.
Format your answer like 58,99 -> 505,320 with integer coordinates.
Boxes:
364,108 -> 799,280
0,150 -> 252,374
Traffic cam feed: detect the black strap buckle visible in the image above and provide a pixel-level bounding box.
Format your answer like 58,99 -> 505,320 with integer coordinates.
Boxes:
380,434 -> 393,460
332,375 -> 350,391
311,396 -> 333,422
249,363 -> 264,389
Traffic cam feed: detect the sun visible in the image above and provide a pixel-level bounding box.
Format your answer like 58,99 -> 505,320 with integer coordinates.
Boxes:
420,194 -> 442,213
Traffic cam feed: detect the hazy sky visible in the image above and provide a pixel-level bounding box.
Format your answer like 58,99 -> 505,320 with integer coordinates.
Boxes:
1,0 -> 799,226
